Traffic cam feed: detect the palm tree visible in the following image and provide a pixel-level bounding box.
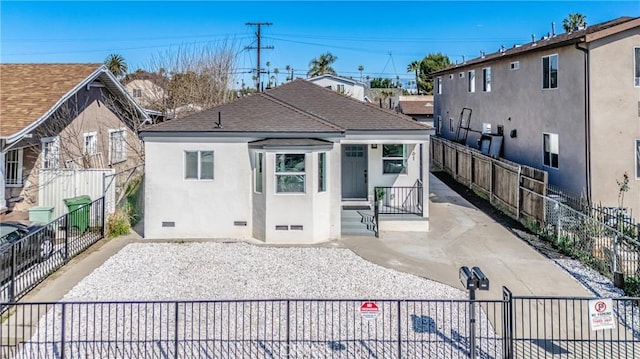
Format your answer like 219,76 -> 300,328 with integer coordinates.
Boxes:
104,54 -> 128,79
307,52 -> 338,77
563,13 -> 586,32
407,60 -> 421,94
273,68 -> 280,86
285,65 -> 292,81
358,65 -> 364,82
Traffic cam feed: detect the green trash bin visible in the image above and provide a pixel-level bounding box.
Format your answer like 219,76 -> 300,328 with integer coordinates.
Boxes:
63,195 -> 92,235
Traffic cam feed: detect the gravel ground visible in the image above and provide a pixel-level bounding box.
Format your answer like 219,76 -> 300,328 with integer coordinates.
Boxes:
17,242 -> 501,359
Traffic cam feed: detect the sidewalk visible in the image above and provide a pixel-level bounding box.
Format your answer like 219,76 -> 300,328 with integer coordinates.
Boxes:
342,173 -> 593,300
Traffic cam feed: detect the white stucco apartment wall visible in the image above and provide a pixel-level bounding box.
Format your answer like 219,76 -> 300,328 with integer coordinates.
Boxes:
308,77 -> 365,101
144,139 -> 252,239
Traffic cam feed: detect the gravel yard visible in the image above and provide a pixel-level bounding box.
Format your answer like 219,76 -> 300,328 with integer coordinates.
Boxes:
17,242 -> 502,358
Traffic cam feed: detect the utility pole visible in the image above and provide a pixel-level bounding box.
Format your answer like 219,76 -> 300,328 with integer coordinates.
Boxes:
245,22 -> 273,91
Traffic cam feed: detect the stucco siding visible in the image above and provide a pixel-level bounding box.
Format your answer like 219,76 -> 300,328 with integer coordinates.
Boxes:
589,29 -> 640,215
435,45 -> 588,195
144,140 -> 252,239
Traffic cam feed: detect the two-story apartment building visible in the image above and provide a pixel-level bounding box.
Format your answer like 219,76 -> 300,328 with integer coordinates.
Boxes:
433,16 -> 640,217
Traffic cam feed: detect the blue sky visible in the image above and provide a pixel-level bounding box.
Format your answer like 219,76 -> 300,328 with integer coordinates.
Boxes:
1,1 -> 638,88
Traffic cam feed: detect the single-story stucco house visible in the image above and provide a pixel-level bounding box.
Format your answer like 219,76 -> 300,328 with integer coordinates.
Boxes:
140,80 -> 433,243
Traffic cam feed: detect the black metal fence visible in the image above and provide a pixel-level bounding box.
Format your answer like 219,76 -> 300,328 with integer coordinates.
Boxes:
373,182 -> 423,237
0,197 -> 105,305
1,289 -> 638,358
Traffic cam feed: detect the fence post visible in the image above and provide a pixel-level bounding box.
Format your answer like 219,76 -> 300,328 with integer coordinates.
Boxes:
286,300 -> 291,358
174,302 -> 179,358
612,234 -> 618,273
501,286 -> 514,359
60,302 -> 66,359
100,196 -> 106,238
64,213 -> 70,263
9,244 -> 16,302
489,159 -> 494,205
397,300 -> 402,359
516,166 -> 522,220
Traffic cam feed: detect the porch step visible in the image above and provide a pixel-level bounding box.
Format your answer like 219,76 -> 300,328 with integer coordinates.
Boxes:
341,210 -> 376,237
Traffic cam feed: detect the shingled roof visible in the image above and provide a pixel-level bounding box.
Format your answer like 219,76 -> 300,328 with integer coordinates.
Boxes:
141,79 -> 431,135
433,16 -> 639,75
399,101 -> 434,116
0,64 -> 104,138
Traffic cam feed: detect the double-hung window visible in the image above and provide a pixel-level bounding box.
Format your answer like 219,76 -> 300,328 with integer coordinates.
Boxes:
635,139 -> 640,179
255,152 -> 263,193
83,132 -> 97,155
436,77 -> 442,94
109,128 -> 126,164
483,67 -> 491,92
468,70 -> 475,92
41,137 -> 59,169
543,133 -> 559,169
634,47 -> 640,87
382,144 -> 407,174
185,151 -> 214,180
275,154 -> 305,193
318,152 -> 327,192
542,54 -> 558,89
4,149 -> 23,187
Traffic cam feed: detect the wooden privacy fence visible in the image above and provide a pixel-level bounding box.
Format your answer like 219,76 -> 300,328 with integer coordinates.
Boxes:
431,136 -> 548,223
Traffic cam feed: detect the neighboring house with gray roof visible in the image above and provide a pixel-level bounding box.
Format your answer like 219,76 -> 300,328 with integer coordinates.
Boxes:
0,64 -> 149,213
140,79 -> 433,243
433,16 -> 640,218
399,95 -> 434,125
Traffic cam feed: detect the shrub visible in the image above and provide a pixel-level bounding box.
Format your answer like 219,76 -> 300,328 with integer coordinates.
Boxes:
624,276 -> 640,297
107,209 -> 131,238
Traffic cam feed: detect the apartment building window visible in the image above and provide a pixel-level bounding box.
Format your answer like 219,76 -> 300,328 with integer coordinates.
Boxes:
255,152 -> 263,193
436,115 -> 442,135
510,61 -> 520,70
483,67 -> 491,92
185,151 -> 214,180
542,54 -> 558,89
468,70 -> 475,92
382,144 -> 407,174
436,77 -> 442,94
635,47 -> 640,87
109,128 -> 126,164
318,152 -> 327,192
132,88 -> 142,98
83,132 -> 97,155
41,137 -> 59,169
5,149 -> 23,187
636,139 -> 640,179
543,133 -> 559,169
276,154 -> 305,193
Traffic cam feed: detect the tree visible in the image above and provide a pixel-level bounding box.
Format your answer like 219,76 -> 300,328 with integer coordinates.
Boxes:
307,52 -> 338,77
358,65 -> 364,82
285,65 -> 292,81
144,40 -> 238,118
273,68 -> 279,86
563,13 -> 587,32
104,54 -> 128,79
407,60 -> 421,94
370,77 -> 393,88
418,53 -> 451,95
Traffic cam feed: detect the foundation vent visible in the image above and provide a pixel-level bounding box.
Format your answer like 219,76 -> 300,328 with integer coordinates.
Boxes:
290,225 -> 304,231
275,225 -> 289,231
234,221 -> 247,226
162,221 -> 175,228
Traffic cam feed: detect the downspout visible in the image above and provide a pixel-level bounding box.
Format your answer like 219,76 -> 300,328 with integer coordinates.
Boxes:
575,42 -> 592,205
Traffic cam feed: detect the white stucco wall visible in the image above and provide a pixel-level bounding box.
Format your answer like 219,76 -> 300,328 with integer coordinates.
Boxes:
144,139 -> 252,239
308,77 -> 365,101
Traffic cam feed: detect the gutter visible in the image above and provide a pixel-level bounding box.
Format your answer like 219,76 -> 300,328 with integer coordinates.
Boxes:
575,42 -> 592,205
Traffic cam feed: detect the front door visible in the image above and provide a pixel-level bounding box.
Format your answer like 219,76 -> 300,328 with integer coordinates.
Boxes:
342,145 -> 368,199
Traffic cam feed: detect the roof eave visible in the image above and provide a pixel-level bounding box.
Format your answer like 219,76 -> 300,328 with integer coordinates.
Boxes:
5,65 -> 150,144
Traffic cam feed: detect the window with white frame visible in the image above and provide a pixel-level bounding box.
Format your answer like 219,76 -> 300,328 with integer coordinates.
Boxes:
382,144 -> 407,174
318,152 -> 326,192
483,67 -> 491,92
41,137 -> 59,169
542,54 -> 558,89
132,88 -> 142,98
109,128 -> 126,164
275,154 -> 305,193
4,149 -> 23,186
634,47 -> 640,87
255,152 -> 263,193
436,77 -> 442,94
83,132 -> 97,155
185,151 -> 214,180
510,61 -> 519,70
459,72 -> 464,78
336,84 -> 345,94
449,74 -> 454,80
543,133 -> 559,169
468,70 -> 475,92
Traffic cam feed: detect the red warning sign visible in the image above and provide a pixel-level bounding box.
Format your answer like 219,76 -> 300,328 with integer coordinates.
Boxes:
360,301 -> 380,320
